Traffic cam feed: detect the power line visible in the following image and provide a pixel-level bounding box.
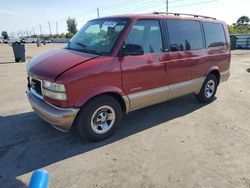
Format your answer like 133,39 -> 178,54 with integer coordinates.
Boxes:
101,0 -> 164,14
100,0 -> 182,13
100,0 -> 185,15
9,0 -> 219,34
169,0 -> 218,8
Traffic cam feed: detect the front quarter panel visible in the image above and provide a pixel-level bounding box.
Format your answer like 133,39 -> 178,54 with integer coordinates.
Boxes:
57,56 -> 124,107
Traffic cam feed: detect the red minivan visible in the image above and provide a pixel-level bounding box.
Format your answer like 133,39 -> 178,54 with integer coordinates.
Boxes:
27,13 -> 230,141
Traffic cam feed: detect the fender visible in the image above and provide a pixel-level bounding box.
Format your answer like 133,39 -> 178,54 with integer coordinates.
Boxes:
205,66 -> 220,77
74,85 -> 129,110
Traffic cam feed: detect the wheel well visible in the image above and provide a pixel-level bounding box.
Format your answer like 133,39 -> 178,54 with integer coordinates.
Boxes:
108,93 -> 127,113
84,92 -> 127,113
208,70 -> 220,84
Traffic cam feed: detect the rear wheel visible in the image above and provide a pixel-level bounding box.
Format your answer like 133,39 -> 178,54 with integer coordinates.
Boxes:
195,74 -> 218,103
76,95 -> 122,141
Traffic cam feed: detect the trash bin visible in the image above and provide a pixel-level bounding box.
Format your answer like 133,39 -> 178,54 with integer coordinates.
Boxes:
230,35 -> 238,50
37,40 -> 41,47
12,42 -> 26,62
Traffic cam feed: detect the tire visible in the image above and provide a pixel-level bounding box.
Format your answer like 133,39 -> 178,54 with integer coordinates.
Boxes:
75,95 -> 122,141
195,74 -> 218,103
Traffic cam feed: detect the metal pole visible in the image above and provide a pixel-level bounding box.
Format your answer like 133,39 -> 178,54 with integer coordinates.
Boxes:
32,27 -> 35,35
56,22 -> 58,35
39,24 -> 43,36
48,22 -> 52,36
97,8 -> 100,18
166,0 -> 168,12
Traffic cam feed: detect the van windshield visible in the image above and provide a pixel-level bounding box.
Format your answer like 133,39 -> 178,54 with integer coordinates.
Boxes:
66,18 -> 129,55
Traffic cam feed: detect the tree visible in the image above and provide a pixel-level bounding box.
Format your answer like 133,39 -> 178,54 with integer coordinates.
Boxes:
65,32 -> 74,38
1,31 -> 9,39
66,17 -> 77,34
228,16 -> 250,34
237,16 -> 250,26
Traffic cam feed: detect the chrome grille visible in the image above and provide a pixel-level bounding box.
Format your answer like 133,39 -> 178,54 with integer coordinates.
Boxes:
28,77 -> 43,98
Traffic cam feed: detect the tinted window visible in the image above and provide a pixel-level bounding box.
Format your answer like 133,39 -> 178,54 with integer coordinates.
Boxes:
125,20 -> 163,53
203,22 -> 226,48
167,20 -> 203,51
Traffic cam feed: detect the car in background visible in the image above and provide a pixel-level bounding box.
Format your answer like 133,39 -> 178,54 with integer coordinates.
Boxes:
4,37 -> 21,44
21,37 -> 37,43
40,38 -> 52,44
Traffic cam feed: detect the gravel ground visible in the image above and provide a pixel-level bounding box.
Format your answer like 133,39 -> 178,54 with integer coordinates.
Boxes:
0,44 -> 250,188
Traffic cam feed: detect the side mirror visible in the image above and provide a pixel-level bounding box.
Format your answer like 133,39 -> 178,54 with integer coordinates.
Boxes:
122,44 -> 144,56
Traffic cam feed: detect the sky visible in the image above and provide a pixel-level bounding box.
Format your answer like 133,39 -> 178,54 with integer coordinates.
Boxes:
0,0 -> 249,37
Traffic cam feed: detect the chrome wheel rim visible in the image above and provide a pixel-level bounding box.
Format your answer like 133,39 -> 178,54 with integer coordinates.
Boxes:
205,80 -> 215,98
91,105 -> 116,134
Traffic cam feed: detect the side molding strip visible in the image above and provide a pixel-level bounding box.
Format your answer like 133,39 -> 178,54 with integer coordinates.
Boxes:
126,77 -> 205,112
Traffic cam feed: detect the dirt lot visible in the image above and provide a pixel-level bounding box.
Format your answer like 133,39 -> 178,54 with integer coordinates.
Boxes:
0,44 -> 250,188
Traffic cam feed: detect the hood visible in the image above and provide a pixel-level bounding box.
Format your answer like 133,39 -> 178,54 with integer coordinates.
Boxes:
27,48 -> 99,81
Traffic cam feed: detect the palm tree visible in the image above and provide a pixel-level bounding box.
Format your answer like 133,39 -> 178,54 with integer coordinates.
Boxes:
237,16 -> 250,26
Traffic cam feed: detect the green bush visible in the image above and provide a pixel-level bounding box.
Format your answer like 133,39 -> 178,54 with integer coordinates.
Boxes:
228,25 -> 250,34
65,32 -> 74,38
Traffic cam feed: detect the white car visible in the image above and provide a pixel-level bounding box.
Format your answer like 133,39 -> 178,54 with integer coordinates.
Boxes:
5,38 -> 21,43
21,38 -> 37,43
41,38 -> 52,43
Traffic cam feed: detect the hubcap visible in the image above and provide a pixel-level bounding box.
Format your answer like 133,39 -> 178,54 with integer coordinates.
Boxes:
205,80 -> 215,98
91,105 -> 116,134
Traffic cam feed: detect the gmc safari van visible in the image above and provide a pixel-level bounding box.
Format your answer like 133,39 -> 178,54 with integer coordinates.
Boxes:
27,13 -> 231,141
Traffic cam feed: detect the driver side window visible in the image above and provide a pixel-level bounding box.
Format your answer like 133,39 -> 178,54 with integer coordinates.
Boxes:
125,20 -> 163,53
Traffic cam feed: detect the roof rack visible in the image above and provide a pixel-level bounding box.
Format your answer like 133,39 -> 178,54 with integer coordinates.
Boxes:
153,12 -> 216,20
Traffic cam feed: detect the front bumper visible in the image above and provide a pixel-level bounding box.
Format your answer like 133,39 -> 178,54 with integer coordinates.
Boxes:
27,91 -> 80,132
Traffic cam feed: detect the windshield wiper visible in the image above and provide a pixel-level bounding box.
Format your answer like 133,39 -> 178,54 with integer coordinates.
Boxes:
66,41 -> 87,49
75,42 -> 87,48
66,42 -> 104,55
81,49 -> 103,55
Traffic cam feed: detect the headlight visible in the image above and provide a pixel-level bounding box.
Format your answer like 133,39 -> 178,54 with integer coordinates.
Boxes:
43,80 -> 66,92
43,81 -> 67,100
43,89 -> 67,100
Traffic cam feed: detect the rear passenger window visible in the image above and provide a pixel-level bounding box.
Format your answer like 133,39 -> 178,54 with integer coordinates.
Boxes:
203,22 -> 226,48
125,20 -> 163,53
167,20 -> 203,51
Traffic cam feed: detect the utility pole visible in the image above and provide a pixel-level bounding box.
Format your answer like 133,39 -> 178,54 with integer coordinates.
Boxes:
32,27 -> 35,35
48,22 -> 52,36
97,8 -> 100,18
166,0 -> 169,12
56,22 -> 58,35
39,24 -> 43,36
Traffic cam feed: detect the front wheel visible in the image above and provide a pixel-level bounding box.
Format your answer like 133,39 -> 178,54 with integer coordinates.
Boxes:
75,95 -> 122,141
195,74 -> 218,103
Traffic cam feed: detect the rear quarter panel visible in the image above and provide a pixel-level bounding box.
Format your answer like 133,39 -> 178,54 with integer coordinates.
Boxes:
187,21 -> 231,80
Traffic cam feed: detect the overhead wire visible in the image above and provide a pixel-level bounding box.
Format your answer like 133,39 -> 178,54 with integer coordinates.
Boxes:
16,0 -> 219,35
